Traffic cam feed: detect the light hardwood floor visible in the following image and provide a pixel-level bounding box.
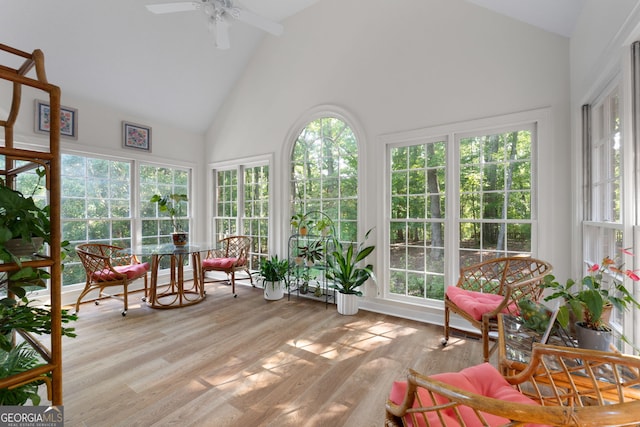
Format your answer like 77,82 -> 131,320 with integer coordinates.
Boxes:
60,281 -> 484,426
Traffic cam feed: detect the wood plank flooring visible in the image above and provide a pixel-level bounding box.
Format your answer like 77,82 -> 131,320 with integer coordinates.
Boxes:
60,281 -> 484,426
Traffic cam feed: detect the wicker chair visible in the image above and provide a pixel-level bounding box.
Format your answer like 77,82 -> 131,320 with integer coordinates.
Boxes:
75,243 -> 149,316
202,235 -> 253,297
442,257 -> 553,362
386,343 -> 640,427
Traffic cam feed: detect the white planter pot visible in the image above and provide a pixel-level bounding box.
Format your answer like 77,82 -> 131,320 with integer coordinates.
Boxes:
263,280 -> 284,301
336,292 -> 359,315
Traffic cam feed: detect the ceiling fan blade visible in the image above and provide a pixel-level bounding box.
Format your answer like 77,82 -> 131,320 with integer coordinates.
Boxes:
227,7 -> 284,36
214,17 -> 231,50
146,2 -> 200,14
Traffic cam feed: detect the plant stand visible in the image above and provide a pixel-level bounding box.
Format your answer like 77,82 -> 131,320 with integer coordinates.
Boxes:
0,44 -> 64,405
287,233 -> 335,307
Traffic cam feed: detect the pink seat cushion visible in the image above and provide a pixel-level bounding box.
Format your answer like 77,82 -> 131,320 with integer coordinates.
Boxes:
446,286 -> 517,320
389,363 -> 546,427
202,257 -> 237,269
92,262 -> 149,282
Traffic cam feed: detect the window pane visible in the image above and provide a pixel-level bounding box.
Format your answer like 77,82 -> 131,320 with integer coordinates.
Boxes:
389,140 -> 446,300
242,164 -> 270,270
459,129 -> 533,260
140,164 -> 191,247
291,117 -> 358,240
60,154 -> 133,286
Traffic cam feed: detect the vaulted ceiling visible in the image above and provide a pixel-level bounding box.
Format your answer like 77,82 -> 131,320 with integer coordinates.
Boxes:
0,0 -> 584,134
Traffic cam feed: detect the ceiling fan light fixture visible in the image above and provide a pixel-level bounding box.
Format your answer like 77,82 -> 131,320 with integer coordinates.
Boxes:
202,2 -> 215,16
146,0 -> 283,49
214,15 -> 231,50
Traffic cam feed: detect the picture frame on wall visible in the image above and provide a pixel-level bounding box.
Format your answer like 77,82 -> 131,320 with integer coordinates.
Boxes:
34,99 -> 78,140
122,121 -> 152,152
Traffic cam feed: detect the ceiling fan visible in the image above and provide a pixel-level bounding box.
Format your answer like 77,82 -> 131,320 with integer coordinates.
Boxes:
145,0 -> 284,50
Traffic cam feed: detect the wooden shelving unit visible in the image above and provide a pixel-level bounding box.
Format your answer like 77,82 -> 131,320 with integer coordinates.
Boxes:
0,43 -> 63,405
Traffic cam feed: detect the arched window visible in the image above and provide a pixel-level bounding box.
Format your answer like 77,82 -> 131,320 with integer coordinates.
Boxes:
290,117 -> 358,241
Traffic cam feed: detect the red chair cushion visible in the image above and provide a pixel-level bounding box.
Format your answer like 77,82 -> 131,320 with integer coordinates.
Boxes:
446,286 -> 517,320
202,257 -> 237,269
389,363 -> 546,427
92,262 -> 149,282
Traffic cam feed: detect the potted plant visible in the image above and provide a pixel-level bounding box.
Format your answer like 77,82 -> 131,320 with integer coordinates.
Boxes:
150,193 -> 189,246
542,248 -> 640,350
326,228 -> 376,315
0,182 -> 78,403
298,239 -> 324,267
0,297 -> 76,407
0,185 -> 50,261
315,217 -> 334,237
258,255 -> 289,301
290,213 -> 314,236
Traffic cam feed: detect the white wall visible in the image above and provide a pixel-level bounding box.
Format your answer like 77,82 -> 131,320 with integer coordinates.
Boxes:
205,0 -> 572,322
0,83 -> 206,305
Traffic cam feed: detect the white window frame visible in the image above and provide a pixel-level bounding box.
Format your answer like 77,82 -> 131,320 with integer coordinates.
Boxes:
210,154 -> 273,269
380,109 -> 547,308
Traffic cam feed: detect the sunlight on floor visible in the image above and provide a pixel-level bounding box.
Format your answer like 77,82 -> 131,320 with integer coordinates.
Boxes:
216,369 -> 282,397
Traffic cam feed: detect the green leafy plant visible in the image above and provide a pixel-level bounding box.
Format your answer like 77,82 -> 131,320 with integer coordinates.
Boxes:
0,342 -> 44,405
542,248 -> 640,331
290,213 -> 314,236
0,298 -> 78,352
258,255 -> 290,289
326,228 -> 376,296
298,239 -> 324,266
150,193 -> 188,232
315,217 -> 334,236
0,186 -> 51,263
517,298 -> 553,333
0,183 -> 70,296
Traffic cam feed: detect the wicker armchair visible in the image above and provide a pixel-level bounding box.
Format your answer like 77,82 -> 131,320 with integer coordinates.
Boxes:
386,343 -> 640,427
75,243 -> 149,316
202,235 -> 253,297
443,257 -> 553,362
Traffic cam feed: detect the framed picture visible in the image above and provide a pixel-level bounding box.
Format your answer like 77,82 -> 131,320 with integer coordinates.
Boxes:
122,121 -> 152,152
34,99 -> 78,140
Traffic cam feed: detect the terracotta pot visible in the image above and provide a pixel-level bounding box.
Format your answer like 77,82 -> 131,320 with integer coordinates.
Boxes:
171,232 -> 188,246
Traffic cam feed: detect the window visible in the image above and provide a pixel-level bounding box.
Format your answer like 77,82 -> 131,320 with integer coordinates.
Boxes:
212,159 -> 271,270
242,164 -> 269,269
139,164 -> 190,265
389,141 -> 446,299
60,154 -> 132,286
590,86 -> 621,224
387,120 -> 537,302
458,128 -> 534,266
583,83 -> 628,330
214,169 -> 238,239
290,117 -> 359,241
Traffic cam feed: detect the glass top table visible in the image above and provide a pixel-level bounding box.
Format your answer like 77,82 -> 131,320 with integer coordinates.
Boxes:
498,313 -> 576,374
497,313 -> 640,404
121,243 -> 218,309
